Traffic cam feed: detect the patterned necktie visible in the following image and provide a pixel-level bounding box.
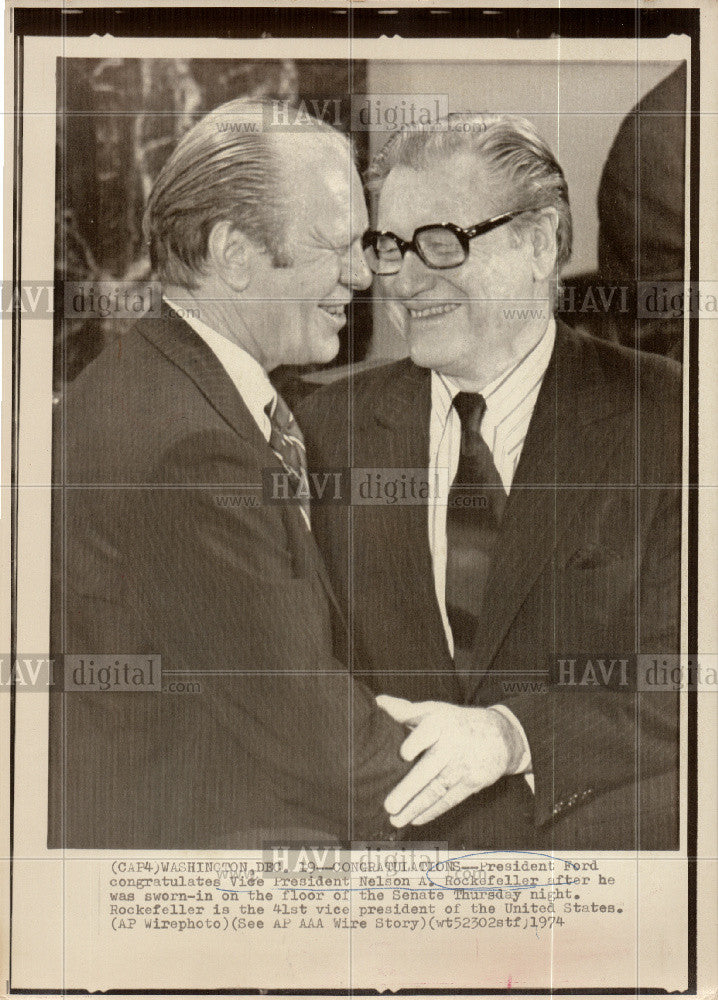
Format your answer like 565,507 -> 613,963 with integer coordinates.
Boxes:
265,393 -> 311,527
445,391 -> 507,663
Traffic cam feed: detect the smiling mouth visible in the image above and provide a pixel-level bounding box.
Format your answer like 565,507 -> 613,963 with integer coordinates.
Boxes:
406,302 -> 461,319
318,303 -> 347,319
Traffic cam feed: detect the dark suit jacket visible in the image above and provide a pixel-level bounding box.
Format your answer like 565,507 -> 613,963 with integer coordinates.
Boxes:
598,63 -> 686,360
299,321 -> 681,850
48,313 -> 410,849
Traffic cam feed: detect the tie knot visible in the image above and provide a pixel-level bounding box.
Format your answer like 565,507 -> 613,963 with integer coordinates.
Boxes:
452,391 -> 486,431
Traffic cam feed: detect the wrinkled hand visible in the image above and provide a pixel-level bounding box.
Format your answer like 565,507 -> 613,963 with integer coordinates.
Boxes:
377,696 -> 525,827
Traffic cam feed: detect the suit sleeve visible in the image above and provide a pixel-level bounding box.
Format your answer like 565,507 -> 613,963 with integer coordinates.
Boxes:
499,484 -> 680,828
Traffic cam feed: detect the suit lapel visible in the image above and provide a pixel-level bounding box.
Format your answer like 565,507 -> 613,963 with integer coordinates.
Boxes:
466,322 -> 635,698
136,314 -> 343,614
362,361 -> 454,669
137,313 -> 268,450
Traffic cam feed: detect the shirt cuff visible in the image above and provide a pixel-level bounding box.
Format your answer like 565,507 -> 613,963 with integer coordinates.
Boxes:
489,703 -> 533,778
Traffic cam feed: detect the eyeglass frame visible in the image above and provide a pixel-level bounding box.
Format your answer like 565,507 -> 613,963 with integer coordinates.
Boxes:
361,209 -> 530,274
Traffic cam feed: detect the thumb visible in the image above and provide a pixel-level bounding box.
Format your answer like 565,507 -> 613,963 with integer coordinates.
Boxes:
376,694 -> 433,726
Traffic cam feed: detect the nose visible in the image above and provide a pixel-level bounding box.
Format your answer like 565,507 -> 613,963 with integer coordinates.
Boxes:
341,244 -> 372,292
389,250 -> 435,300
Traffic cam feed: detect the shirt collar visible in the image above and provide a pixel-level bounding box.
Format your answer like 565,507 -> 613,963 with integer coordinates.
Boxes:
163,298 -> 275,441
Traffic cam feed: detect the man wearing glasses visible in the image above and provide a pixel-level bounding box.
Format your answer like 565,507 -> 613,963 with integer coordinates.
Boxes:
301,113 -> 681,850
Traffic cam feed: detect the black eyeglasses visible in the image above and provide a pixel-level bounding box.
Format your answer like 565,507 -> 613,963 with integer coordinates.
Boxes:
362,210 -> 527,275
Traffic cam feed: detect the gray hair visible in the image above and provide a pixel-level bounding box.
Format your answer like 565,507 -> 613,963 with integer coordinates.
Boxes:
366,111 -> 572,273
144,97 -> 352,289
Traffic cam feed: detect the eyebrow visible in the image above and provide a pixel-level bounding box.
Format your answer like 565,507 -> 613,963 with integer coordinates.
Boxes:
307,210 -> 367,250
319,230 -> 366,251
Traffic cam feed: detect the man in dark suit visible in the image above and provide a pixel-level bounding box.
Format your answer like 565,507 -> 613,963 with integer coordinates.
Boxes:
300,113 -> 681,851
598,63 -> 686,361
48,99 -> 412,849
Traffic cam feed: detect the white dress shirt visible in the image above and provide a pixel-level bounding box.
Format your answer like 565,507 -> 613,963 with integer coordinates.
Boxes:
428,317 -> 556,783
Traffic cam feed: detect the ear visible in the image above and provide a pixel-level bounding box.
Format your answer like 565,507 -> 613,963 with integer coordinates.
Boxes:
206,220 -> 257,292
528,207 -> 559,283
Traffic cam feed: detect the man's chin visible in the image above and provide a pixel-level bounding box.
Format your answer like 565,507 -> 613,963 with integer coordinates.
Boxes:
304,331 -> 341,367
407,338 -> 448,372
406,321 -> 470,373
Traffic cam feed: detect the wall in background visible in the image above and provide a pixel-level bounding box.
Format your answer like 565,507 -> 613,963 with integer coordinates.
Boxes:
367,59 -> 681,277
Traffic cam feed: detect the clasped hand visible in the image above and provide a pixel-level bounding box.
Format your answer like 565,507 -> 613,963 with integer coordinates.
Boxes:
377,696 -> 525,827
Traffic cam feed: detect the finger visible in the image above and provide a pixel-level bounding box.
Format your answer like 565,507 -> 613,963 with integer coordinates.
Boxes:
376,695 -> 436,727
410,783 -> 473,825
384,746 -> 451,816
375,695 -> 417,725
390,772 -> 458,828
400,716 -> 443,761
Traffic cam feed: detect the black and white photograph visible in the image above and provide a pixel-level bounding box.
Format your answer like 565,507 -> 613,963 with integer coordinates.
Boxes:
2,2 -> 716,996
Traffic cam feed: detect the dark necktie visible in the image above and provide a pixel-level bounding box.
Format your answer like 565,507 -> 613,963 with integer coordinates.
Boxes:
445,391 -> 507,662
265,393 -> 310,526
